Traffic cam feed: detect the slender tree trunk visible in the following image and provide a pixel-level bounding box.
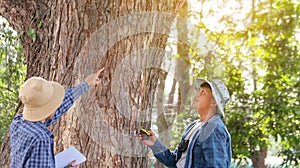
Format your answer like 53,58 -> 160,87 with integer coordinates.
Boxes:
251,148 -> 267,168
154,1 -> 189,167
0,0 -> 185,167
155,71 -> 168,168
155,73 -> 177,168
176,0 -> 190,104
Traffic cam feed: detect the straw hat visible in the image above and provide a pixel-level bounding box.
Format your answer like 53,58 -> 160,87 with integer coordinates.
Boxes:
194,78 -> 230,118
19,77 -> 65,121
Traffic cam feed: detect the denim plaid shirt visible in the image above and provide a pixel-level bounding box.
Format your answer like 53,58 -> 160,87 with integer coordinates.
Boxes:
10,82 -> 89,168
150,115 -> 232,168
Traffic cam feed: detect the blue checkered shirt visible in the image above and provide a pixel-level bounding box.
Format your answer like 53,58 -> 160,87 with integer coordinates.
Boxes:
10,82 -> 89,168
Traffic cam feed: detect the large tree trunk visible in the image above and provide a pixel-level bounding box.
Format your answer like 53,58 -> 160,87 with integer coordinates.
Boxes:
0,0 -> 185,167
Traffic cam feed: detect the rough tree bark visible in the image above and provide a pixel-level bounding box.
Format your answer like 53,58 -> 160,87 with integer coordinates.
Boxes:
0,0 -> 185,167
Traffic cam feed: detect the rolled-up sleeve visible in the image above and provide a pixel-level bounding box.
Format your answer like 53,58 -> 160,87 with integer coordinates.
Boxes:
149,139 -> 178,168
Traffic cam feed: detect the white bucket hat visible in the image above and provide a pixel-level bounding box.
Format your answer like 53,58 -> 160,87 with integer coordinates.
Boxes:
19,77 -> 65,121
194,78 -> 230,118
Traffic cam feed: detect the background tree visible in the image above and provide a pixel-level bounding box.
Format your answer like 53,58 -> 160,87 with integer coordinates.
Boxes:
0,0 -> 185,167
0,18 -> 26,144
154,1 -> 190,167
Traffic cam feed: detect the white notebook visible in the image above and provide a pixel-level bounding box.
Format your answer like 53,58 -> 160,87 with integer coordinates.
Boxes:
55,146 -> 86,168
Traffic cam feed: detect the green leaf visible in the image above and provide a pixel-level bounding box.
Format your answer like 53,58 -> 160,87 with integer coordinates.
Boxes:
27,29 -> 36,42
38,21 -> 43,28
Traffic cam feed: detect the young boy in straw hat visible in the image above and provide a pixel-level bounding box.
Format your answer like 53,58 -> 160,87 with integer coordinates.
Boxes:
139,78 -> 232,168
9,68 -> 104,168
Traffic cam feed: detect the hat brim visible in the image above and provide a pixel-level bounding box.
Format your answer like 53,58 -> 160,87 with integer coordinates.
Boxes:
194,78 -> 225,118
23,82 -> 65,121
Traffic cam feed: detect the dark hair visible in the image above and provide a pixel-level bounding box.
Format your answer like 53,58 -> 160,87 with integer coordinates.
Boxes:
200,82 -> 215,101
201,83 -> 211,90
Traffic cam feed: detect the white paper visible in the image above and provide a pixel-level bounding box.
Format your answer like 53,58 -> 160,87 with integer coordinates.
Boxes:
55,146 -> 86,168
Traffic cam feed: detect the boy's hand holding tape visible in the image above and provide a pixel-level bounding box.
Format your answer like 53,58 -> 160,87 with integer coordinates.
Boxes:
138,128 -> 157,146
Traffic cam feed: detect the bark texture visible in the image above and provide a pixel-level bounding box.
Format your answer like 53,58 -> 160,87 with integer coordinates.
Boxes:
0,0 -> 185,167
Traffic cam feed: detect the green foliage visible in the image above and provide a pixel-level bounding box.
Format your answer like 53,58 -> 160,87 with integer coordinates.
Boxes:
246,0 -> 300,165
0,18 -> 26,144
26,17 -> 42,42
